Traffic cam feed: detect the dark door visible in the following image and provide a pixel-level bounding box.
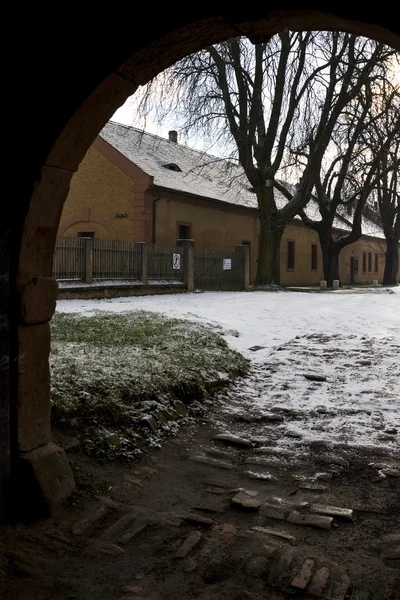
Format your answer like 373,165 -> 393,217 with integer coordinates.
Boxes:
350,257 -> 358,282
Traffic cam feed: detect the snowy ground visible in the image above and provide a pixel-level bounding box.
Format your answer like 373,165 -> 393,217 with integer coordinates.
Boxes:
57,288 -> 400,453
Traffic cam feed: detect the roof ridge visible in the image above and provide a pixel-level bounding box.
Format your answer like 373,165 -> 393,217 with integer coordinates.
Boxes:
106,120 -> 240,166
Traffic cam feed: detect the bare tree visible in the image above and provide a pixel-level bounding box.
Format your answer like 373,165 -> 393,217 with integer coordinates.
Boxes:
362,83 -> 400,285
277,43 -> 399,286
138,32 -> 397,285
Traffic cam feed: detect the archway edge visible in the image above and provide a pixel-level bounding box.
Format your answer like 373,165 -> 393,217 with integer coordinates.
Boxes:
117,11 -> 400,86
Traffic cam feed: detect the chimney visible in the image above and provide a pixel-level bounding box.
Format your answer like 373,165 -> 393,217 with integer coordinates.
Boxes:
168,130 -> 178,143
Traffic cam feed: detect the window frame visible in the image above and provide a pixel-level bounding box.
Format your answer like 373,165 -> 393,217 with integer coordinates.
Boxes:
176,220 -> 193,241
311,243 -> 318,271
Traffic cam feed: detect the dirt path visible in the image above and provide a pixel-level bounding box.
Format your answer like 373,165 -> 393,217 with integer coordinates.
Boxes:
1,371 -> 399,600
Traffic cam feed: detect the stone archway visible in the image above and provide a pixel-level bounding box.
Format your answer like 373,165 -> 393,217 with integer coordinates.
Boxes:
6,8 -> 400,516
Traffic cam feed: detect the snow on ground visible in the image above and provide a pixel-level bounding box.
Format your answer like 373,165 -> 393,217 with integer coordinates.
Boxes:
57,288 -> 400,452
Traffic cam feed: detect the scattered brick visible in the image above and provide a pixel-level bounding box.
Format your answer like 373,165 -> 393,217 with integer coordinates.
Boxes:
327,575 -> 350,600
298,482 -> 328,492
259,503 -> 287,520
319,455 -> 349,468
314,472 -> 333,481
310,504 -> 353,521
381,468 -> 400,477
291,558 -> 315,590
123,475 -> 143,488
267,496 -> 309,510
260,413 -> 285,422
213,434 -> 253,448
372,471 -> 387,482
183,512 -> 213,526
206,448 -> 233,460
242,471 -> 276,481
308,566 -> 330,597
287,511 -> 333,530
251,526 -> 297,545
94,542 -> 124,557
245,457 -> 287,468
213,522 -> 237,538
173,531 -> 202,558
97,496 -> 120,510
232,490 -> 262,510
304,374 -> 327,382
190,455 -> 233,470
381,545 -> 400,559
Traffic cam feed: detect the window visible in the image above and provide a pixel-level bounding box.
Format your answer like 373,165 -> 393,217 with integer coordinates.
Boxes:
375,253 -> 379,273
311,244 -> 318,270
77,231 -> 94,238
362,252 -> 367,272
287,240 -> 295,270
368,252 -> 372,272
177,224 -> 192,240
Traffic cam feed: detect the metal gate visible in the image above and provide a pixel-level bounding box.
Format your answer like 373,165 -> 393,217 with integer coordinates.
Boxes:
194,248 -> 244,291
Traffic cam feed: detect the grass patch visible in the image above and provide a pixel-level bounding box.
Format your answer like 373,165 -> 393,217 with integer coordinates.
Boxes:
50,310 -> 248,459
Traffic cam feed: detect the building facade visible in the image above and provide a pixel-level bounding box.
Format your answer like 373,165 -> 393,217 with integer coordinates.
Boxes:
60,122 -> 397,285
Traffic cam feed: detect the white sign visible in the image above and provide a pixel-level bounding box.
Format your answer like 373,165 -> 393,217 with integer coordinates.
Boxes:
173,253 -> 181,269
223,258 -> 232,270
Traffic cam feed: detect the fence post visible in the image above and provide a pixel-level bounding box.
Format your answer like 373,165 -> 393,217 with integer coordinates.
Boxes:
186,246 -> 194,292
83,237 -> 93,283
236,245 -> 250,291
178,240 -> 194,291
140,243 -> 148,284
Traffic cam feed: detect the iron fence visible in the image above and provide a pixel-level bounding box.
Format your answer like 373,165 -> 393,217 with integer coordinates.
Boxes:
53,236 -> 86,280
92,239 -> 142,279
53,237 -> 246,290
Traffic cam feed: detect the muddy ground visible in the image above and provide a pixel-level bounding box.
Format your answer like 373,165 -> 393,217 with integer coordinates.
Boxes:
1,376 -> 399,600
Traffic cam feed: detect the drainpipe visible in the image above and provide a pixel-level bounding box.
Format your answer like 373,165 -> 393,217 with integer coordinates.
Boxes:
152,194 -> 161,244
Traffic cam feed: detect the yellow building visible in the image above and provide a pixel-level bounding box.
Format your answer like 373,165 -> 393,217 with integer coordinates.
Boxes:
60,122 -> 397,285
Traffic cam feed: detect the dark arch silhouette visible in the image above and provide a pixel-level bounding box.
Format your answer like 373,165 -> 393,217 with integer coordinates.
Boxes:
3,8 -> 400,516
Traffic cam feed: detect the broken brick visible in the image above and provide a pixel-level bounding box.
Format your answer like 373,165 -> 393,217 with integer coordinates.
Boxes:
308,566 -> 330,597
291,558 -> 315,590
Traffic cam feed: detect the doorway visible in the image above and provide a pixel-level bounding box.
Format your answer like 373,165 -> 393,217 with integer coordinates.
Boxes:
350,257 -> 359,283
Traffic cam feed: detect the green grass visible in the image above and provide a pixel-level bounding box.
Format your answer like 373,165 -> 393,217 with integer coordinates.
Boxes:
50,311 -> 249,459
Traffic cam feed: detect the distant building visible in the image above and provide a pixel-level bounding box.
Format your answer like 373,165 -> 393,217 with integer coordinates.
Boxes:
59,122 -> 397,284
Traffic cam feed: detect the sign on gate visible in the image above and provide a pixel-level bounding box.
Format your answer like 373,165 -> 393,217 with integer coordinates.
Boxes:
173,253 -> 181,269
223,258 -> 232,270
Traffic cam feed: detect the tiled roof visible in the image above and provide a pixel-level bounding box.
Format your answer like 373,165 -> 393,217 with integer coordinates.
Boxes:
100,121 -> 385,239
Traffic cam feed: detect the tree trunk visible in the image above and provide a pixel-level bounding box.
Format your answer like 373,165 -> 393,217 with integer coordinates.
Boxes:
383,237 -> 399,285
319,232 -> 341,287
255,224 -> 284,285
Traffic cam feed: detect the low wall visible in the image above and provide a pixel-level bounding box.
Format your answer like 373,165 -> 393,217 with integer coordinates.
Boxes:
57,279 -> 187,300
